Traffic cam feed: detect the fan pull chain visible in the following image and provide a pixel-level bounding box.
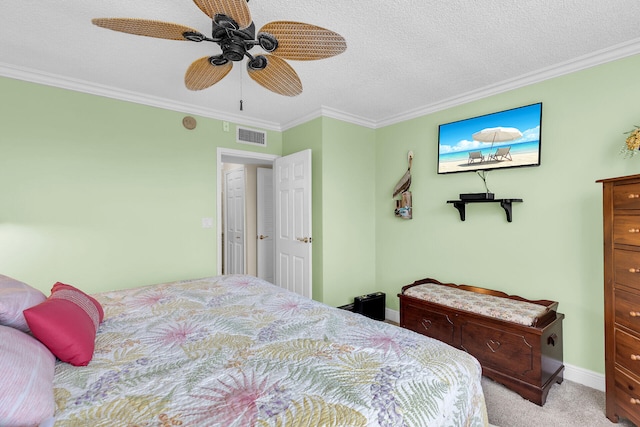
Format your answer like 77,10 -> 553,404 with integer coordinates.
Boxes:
239,65 -> 244,111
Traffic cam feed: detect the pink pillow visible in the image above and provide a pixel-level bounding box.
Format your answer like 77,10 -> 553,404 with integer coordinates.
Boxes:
24,282 -> 104,366
0,274 -> 46,333
0,325 -> 55,426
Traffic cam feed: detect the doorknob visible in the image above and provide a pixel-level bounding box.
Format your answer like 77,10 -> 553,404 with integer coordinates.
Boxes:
258,235 -> 269,240
296,237 -> 312,243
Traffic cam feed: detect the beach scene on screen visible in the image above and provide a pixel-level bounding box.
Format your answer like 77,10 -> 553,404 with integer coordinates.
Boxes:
438,103 -> 542,174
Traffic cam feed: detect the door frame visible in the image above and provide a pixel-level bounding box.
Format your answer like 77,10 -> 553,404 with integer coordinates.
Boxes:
216,147 -> 279,275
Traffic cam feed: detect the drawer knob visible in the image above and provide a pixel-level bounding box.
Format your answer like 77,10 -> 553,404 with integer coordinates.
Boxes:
631,354 -> 640,361
629,228 -> 640,233
631,311 -> 640,317
628,194 -> 640,199
632,398 -> 640,405
629,268 -> 640,274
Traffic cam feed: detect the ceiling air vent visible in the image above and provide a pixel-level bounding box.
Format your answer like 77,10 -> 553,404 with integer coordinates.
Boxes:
237,127 -> 267,147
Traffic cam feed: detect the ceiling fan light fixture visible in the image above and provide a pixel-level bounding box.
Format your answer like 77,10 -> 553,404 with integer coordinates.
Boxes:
213,14 -> 239,30
257,32 -> 278,52
183,31 -> 206,42
247,55 -> 267,70
209,56 -> 229,66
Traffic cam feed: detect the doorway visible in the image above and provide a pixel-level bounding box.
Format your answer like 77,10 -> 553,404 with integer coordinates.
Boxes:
217,148 -> 278,280
217,147 -> 312,297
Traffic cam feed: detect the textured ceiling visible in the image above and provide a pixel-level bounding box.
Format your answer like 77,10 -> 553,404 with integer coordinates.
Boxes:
2,1 -> 640,130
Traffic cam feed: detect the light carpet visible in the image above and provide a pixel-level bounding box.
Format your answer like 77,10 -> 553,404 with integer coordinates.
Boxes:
482,377 -> 636,427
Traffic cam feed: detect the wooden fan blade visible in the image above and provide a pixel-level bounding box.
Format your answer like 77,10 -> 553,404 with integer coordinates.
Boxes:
192,0 -> 252,29
258,21 -> 347,60
91,18 -> 203,41
247,55 -> 302,97
185,57 -> 233,90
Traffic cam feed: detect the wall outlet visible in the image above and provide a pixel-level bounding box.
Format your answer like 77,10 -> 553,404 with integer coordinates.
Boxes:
223,121 -> 229,132
201,217 -> 214,228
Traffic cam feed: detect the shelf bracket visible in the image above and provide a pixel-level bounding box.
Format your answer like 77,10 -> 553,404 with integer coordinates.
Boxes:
452,201 -> 466,221
500,200 -> 514,222
447,198 -> 522,222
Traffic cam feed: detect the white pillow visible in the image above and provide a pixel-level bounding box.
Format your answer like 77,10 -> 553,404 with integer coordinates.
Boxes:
0,274 -> 46,332
0,325 -> 55,426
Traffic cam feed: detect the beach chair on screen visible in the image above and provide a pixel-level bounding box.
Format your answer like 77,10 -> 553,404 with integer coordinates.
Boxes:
489,146 -> 512,161
468,151 -> 484,164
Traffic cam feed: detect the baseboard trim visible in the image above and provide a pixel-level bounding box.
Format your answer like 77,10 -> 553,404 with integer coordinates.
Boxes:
563,363 -> 605,392
385,307 -> 400,324
385,308 -> 606,392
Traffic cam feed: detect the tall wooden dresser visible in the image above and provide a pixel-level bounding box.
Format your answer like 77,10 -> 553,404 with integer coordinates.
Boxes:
598,174 -> 640,426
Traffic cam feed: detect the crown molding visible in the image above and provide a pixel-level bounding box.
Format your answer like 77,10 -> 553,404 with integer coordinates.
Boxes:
376,37 -> 640,128
0,62 -> 283,132
281,106 -> 378,131
3,37 -> 640,132
320,107 -> 378,129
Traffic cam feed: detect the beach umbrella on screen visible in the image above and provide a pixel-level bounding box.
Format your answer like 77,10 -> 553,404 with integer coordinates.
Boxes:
472,127 -> 522,149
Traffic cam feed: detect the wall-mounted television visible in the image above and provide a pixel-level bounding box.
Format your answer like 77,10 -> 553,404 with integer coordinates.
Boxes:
437,102 -> 542,174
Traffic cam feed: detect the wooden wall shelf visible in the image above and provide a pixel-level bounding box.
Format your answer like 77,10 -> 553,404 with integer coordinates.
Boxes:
447,198 -> 523,222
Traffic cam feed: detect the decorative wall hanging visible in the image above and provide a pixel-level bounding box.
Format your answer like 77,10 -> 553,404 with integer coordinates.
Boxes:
182,116 -> 197,129
393,151 -> 413,219
620,124 -> 640,157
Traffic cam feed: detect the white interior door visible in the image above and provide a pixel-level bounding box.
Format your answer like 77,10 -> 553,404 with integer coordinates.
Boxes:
274,149 -> 312,298
224,168 -> 245,274
257,167 -> 274,283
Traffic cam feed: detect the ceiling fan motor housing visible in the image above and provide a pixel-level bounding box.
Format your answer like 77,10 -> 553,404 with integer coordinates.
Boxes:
212,16 -> 257,62
222,38 -> 248,61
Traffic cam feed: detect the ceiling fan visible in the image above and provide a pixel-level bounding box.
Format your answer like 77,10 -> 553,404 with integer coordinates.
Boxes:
92,0 -> 347,97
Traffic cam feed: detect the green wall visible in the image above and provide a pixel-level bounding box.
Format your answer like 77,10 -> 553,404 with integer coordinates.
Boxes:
2,52 -> 640,376
282,117 -> 377,306
374,53 -> 640,374
319,118 -> 376,306
0,77 -> 282,292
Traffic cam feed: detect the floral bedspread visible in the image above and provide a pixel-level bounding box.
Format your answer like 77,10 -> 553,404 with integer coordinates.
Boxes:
53,275 -> 488,427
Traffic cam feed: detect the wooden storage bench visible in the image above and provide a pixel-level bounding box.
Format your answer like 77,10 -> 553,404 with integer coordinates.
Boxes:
398,278 -> 564,406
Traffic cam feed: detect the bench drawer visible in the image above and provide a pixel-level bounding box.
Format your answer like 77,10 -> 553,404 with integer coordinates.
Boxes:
460,320 -> 535,378
401,301 -> 456,346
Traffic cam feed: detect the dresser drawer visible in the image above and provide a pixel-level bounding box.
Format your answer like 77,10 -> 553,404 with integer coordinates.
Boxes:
615,329 -> 640,375
615,288 -> 640,333
614,368 -> 640,424
614,183 -> 640,210
614,216 -> 640,246
614,249 -> 640,292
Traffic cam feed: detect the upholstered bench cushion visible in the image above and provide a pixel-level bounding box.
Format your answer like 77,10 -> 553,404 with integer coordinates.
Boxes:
403,283 -> 548,326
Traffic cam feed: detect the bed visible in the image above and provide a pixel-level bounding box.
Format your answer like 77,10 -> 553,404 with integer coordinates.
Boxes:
1,274 -> 488,427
